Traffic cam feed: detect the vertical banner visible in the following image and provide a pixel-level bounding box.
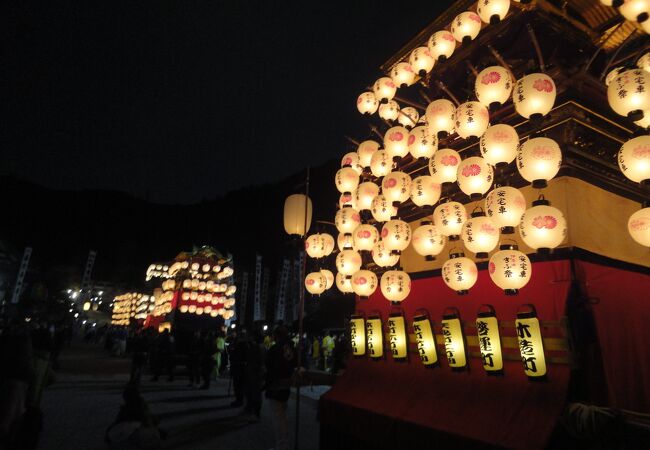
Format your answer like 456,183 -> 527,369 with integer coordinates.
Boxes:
238,272 -> 249,323
476,307 -> 504,373
441,312 -> 467,369
260,268 -> 270,321
350,315 -> 366,356
275,259 -> 290,322
387,314 -> 408,360
253,254 -> 262,321
516,307 -> 547,378
366,315 -> 384,359
81,250 -> 97,296
412,315 -> 438,366
10,247 -> 32,304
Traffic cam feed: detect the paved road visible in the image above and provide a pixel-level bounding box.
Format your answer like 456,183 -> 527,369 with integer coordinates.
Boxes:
40,342 -> 324,450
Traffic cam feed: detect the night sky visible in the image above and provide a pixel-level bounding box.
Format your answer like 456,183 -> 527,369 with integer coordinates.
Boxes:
3,2 -> 451,204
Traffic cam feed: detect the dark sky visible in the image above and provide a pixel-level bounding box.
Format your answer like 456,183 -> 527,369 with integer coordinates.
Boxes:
3,1 -> 450,204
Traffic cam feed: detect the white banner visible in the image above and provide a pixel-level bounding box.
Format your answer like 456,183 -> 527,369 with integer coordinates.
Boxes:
238,272 -> 249,323
275,259 -> 290,322
253,254 -> 263,321
10,247 -> 32,304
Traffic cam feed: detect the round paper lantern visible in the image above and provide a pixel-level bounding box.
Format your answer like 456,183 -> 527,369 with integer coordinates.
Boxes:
188,305 -> 197,313
513,73 -> 556,120
336,249 -> 362,276
457,156 -> 494,199
321,269 -> 335,290
411,221 -> 446,260
410,175 -> 441,206
517,137 -> 562,188
519,198 -> 567,252
182,292 -> 190,301
618,135 -> 650,183
605,66 -> 625,86
379,100 -> 400,122
353,224 -> 380,251
337,232 -> 355,251
628,207 -> 650,246
372,240 -> 401,267
489,244 -> 532,295
191,262 -> 200,271
357,140 -> 380,168
461,212 -> 499,258
382,171 -> 412,204
179,305 -> 189,313
306,233 -> 334,258
335,207 -> 361,234
351,270 -> 378,298
398,107 -> 420,128
442,253 -> 478,294
371,194 -> 397,222
637,52 -> 650,73
339,192 -> 355,209
408,125 -> 438,159
305,272 -> 327,295
384,126 -> 410,159
409,46 -> 435,76
370,149 -> 392,177
451,11 -> 482,43
455,101 -> 489,139
373,77 -> 397,103
429,148 -> 461,184
608,69 -> 650,121
381,219 -> 412,253
480,124 -> 519,166
433,201 -> 467,239
380,270 -> 411,303
475,66 -> 514,108
477,0 -> 510,24
619,0 -> 650,23
341,152 -> 363,175
425,99 -> 456,136
485,186 -> 527,233
335,166 -> 360,194
354,181 -> 380,211
336,272 -> 354,293
427,30 -> 456,62
390,62 -> 416,88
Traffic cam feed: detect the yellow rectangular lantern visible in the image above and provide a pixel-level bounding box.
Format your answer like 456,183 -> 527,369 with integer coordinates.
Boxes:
366,315 -> 384,359
412,314 -> 438,366
441,312 -> 467,369
350,315 -> 366,356
515,306 -> 547,378
476,307 -> 503,372
387,313 -> 408,360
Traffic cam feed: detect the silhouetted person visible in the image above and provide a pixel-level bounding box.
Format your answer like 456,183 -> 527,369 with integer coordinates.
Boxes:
244,330 -> 265,420
129,330 -> 148,386
199,332 -> 216,390
105,386 -> 163,449
228,330 -> 248,407
187,331 -> 201,387
265,326 -> 296,450
150,330 -> 173,382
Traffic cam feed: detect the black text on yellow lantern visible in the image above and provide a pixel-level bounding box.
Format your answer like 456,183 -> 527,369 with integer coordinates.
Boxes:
441,313 -> 467,369
516,137 -> 562,189
335,206 -> 361,234
408,126 -> 438,160
442,253 -> 478,295
513,73 -> 556,120
429,148 -> 461,184
382,171 -> 412,205
476,0 -> 510,24
461,211 -> 500,258
608,69 -> 650,121
480,124 -> 519,166
305,272 -> 327,295
381,219 -> 412,253
378,100 -> 400,122
350,316 -> 366,356
371,240 -> 400,267
455,101 -> 489,139
476,308 -> 503,372
411,221 -> 446,261
516,307 -> 547,378
335,166 -> 360,194
410,175 -> 441,207
353,224 -> 379,251
366,316 -> 384,359
388,314 -> 408,360
357,140 -> 379,168
618,135 -> 650,184
335,272 -> 354,293
371,194 -> 396,222
390,62 -> 416,88
351,270 -> 378,299
519,197 -> 567,253
380,270 -> 411,303
283,194 -> 312,237
370,150 -> 392,178
628,207 -> 650,247
433,200 -> 467,239
427,30 -> 455,62
488,244 -> 532,295
409,46 -> 435,76
485,186 -> 527,234
354,182 -> 380,211
412,315 -> 438,366
357,92 -> 379,115
336,249 -> 362,276
425,99 -> 456,135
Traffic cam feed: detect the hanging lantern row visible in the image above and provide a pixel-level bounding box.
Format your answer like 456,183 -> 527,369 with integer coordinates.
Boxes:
600,1 -> 650,36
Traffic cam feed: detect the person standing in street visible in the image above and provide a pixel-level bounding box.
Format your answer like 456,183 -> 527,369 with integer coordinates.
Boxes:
129,330 -> 148,386
228,330 -> 248,407
265,326 -> 296,450
243,330 -> 265,420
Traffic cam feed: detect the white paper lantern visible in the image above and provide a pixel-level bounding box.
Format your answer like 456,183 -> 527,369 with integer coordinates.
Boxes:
628,207 -> 650,246
637,52 -> 650,73
384,126 -> 410,159
480,124 -> 519,166
425,99 -> 456,136
461,212 -> 500,258
339,192 -> 356,209
380,270 -> 411,303
411,221 -> 446,260
442,253 -> 478,294
305,272 -> 327,295
336,249 -> 363,276
410,175 -> 442,206
519,198 -> 567,252
372,240 -> 401,267
337,232 -> 355,251
373,77 -> 397,103
354,181 -> 380,211
353,224 -> 380,251
335,207 -> 361,234
427,30 -> 456,62
336,272 -> 354,293
351,270 -> 379,298
618,135 -> 650,183
608,69 -> 650,120
341,152 -> 363,175
408,125 -> 438,159
451,11 -> 482,43
619,0 -> 650,23
382,171 -> 412,204
513,73 -> 557,120
475,66 -> 514,108
335,166 -> 360,194
390,62 -> 416,88
379,100 -> 400,122
429,148 -> 461,184
433,201 -> 467,239
398,107 -> 420,128
371,194 -> 397,222
477,0 -> 510,24
322,234 -> 335,256
357,140 -> 380,167
455,101 -> 489,139
605,66 -> 625,86
457,156 -> 494,199
306,234 -> 327,258
489,244 -> 532,295
517,137 -> 562,188
485,186 -> 527,233
370,149 -> 392,177
381,219 -> 412,253
409,46 -> 435,76
321,269 -> 335,290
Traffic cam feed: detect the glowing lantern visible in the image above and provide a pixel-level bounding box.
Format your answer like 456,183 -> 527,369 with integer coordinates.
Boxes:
442,253 -> 478,294
191,279 -> 199,289
284,194 -> 312,236
182,292 -> 190,301
390,62 -> 416,88
409,46 -> 435,76
370,150 -> 392,177
519,197 -> 567,253
381,219 -> 412,253
628,207 -> 650,246
350,316 -> 366,356
382,171 -> 412,205
371,240 -> 401,267
351,270 -> 378,299
337,232 -> 355,251
517,137 -> 562,188
196,307 -> 204,316
475,66 -> 513,109
513,73 -> 556,120
335,272 -> 354,293
336,249 -> 362,276
637,52 -> 650,72
179,305 -> 189,313
188,304 -> 197,313
618,135 -> 650,183
441,311 -> 467,368
387,314 -> 408,360
398,107 -> 419,128
83,302 -> 91,311
605,66 -> 625,86
477,0 -> 510,24
371,194 -> 397,222
357,140 -> 379,168
335,207 -> 361,234
191,263 -> 200,272
425,99 -> 456,136
515,306 -> 547,377
480,124 -> 519,166
476,306 -> 504,372
451,11 -> 482,44
341,152 -> 362,175
461,211 -> 500,258
427,30 -> 456,62
410,175 -> 441,206
320,269 -> 335,290
608,69 -> 650,120
485,186 -> 527,233
305,272 -> 327,295
354,182 -> 380,211
380,270 -> 411,303
190,291 -> 198,300
373,77 -> 397,103
429,148 -> 461,184
412,315 -> 438,366
408,126 -> 438,160
353,224 -> 379,251
378,100 -> 400,122
202,264 -> 211,272
433,201 -> 467,239
455,101 -> 489,139
619,0 -> 650,23
306,233 -> 334,258
335,166 -> 360,194
457,156 -> 494,199
366,316 -> 384,358
357,92 -> 379,115
339,192 -> 355,209
488,244 -> 532,295
411,221 -> 446,260
384,126 -> 410,159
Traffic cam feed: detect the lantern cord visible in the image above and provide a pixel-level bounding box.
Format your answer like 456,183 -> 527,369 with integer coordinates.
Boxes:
487,45 -> 512,73
419,90 -> 433,104
435,80 -> 461,106
344,135 -> 360,146
581,20 -> 626,75
465,61 -> 478,77
368,125 -> 384,140
393,94 -> 427,111
600,28 -> 639,81
526,24 -> 546,73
